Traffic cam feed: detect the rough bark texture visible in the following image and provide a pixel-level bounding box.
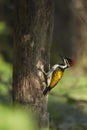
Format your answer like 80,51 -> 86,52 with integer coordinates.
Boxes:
13,0 -> 54,129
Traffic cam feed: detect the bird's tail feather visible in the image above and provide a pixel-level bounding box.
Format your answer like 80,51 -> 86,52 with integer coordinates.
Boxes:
43,87 -> 50,96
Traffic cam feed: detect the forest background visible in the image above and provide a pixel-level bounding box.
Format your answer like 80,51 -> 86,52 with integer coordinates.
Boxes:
0,0 -> 87,130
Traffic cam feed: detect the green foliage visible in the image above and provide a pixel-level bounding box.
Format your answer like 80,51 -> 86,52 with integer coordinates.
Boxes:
0,55 -> 12,77
0,21 -> 13,62
0,105 -> 37,130
0,22 -> 6,33
0,22 -> 11,35
0,55 -> 12,103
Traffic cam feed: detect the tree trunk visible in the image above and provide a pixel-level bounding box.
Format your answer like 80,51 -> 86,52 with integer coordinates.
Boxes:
13,0 -> 54,129
71,0 -> 87,71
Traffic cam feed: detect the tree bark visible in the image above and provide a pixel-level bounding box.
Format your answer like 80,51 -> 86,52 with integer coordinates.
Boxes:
13,0 -> 54,129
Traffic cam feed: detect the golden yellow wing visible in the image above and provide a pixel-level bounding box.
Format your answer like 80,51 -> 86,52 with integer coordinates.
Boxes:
50,70 -> 63,88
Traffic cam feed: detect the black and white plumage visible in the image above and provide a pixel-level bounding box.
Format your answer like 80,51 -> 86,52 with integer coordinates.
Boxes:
42,57 -> 74,95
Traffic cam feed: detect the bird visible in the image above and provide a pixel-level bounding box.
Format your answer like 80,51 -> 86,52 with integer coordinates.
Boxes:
42,57 -> 74,96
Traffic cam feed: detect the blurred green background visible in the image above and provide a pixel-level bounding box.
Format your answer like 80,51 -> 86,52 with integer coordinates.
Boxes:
0,0 -> 87,130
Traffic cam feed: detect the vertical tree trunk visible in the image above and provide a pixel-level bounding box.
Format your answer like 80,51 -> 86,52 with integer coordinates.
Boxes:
13,0 -> 54,129
71,0 -> 87,70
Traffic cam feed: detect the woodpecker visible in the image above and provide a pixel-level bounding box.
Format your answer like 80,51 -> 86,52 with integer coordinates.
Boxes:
42,57 -> 74,96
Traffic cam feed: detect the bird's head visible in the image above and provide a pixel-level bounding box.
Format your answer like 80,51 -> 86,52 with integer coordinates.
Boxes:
65,57 -> 74,67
